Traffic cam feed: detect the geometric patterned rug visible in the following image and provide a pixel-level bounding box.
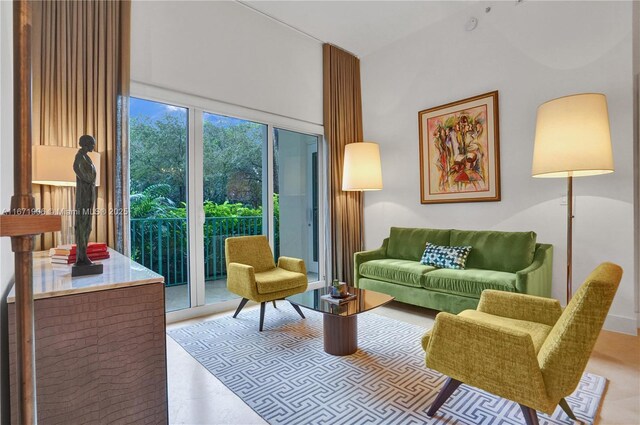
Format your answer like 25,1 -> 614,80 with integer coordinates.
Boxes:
168,306 -> 606,425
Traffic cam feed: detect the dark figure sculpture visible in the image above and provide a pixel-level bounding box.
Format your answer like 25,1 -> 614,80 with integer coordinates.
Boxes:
72,135 -> 103,277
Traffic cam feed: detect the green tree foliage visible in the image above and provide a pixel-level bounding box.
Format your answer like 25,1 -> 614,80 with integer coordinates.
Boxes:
129,112 -> 281,265
130,114 -> 188,203
129,111 -> 267,208
203,119 -> 265,208
129,184 -> 177,218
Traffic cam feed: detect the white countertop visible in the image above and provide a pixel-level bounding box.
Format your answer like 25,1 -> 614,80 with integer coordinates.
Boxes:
7,249 -> 164,303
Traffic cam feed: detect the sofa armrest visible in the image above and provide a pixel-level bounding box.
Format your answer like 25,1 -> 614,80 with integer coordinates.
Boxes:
515,243 -> 553,297
227,262 -> 257,299
353,238 -> 389,287
478,290 -> 562,326
278,256 -> 306,274
426,312 -> 548,409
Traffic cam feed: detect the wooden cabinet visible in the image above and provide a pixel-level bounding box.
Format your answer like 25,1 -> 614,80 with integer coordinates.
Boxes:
7,250 -> 168,424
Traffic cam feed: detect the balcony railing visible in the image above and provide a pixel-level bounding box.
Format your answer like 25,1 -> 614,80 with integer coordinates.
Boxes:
130,216 -> 272,287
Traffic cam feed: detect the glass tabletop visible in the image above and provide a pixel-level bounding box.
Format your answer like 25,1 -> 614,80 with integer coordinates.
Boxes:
286,286 -> 394,317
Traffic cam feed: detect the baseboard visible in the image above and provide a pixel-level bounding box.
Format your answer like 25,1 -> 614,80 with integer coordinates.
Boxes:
603,313 -> 638,335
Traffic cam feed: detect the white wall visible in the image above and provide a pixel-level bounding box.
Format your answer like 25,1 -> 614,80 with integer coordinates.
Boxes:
0,0 -> 13,420
131,1 -> 323,126
361,1 -> 637,334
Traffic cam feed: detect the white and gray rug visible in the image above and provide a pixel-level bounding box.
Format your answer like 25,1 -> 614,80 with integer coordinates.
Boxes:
168,307 -> 606,425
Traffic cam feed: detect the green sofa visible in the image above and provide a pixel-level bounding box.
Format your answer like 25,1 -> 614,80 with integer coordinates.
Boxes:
354,227 -> 553,314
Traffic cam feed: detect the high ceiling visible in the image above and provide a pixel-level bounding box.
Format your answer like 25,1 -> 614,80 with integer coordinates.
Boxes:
242,1 -> 474,57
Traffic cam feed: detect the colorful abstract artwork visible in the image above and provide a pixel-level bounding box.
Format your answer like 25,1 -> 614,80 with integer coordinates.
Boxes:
419,91 -> 501,204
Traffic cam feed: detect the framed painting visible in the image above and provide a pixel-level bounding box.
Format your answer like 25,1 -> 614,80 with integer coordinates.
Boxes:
418,91 -> 501,204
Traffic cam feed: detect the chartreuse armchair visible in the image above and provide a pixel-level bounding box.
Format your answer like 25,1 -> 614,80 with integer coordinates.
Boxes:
422,262 -> 622,425
225,235 -> 307,331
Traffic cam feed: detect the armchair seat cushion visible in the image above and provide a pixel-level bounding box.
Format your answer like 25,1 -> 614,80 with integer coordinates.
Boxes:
359,259 -> 436,288
422,269 -> 517,297
255,267 -> 307,295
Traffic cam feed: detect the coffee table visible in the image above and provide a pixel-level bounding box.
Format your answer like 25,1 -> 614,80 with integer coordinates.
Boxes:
286,286 -> 394,356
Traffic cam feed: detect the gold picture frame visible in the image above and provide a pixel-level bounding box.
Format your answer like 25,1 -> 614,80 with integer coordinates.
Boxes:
418,91 -> 501,204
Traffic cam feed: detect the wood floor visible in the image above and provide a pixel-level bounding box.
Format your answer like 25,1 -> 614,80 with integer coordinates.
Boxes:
166,301 -> 640,424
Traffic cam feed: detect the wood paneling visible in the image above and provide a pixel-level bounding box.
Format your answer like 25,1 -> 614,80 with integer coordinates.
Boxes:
0,215 -> 61,237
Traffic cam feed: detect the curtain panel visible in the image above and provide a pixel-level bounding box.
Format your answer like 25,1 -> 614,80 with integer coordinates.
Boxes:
32,0 -> 130,252
323,44 -> 364,282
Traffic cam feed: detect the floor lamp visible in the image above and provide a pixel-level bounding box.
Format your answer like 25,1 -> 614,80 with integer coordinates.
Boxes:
532,93 -> 614,303
342,142 -> 383,266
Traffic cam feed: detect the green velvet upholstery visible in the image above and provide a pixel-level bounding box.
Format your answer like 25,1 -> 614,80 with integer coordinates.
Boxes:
423,262 -> 622,416
354,227 -> 553,313
225,235 -> 307,303
423,269 -> 516,297
515,243 -> 554,296
360,259 -> 436,288
450,229 -> 537,273
387,227 -> 451,261
358,278 -> 480,314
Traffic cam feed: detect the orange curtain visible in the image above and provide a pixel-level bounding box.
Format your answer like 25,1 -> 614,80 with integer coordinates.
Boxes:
31,0 -> 131,252
323,44 -> 364,282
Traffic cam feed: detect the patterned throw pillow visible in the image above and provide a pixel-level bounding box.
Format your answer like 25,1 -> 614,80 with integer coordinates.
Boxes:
420,243 -> 472,270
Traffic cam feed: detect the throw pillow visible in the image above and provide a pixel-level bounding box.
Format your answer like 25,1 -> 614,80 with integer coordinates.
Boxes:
420,243 -> 472,270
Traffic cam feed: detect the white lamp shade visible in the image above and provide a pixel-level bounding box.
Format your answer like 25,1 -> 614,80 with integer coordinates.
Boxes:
532,93 -> 614,178
32,145 -> 101,187
342,142 -> 383,191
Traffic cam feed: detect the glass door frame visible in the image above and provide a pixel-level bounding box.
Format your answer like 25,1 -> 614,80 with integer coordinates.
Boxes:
130,82 -> 327,323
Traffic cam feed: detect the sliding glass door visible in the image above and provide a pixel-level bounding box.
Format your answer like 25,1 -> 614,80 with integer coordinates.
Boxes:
202,112 -> 268,305
129,97 -> 191,312
273,128 -> 319,280
129,93 -> 324,315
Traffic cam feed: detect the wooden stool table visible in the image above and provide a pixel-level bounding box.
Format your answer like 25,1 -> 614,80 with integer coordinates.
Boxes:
287,286 -> 394,356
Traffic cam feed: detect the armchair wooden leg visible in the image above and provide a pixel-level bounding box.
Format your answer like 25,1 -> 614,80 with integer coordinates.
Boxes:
233,298 -> 249,318
559,398 -> 577,421
272,300 -> 277,308
259,302 -> 266,331
427,377 -> 462,417
289,301 -> 305,319
519,404 -> 540,425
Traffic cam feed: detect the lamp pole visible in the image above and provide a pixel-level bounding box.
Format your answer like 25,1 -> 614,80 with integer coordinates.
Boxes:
566,175 -> 573,304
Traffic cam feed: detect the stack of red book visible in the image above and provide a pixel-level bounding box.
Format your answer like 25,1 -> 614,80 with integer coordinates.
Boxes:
49,242 -> 110,265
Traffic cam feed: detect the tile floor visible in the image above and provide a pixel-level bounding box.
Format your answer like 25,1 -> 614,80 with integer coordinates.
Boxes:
166,301 -> 640,425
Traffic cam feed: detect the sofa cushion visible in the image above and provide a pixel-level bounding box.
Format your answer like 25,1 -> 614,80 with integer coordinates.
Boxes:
422,268 -> 517,297
450,230 -> 537,273
359,259 -> 436,288
387,227 -> 451,261
255,268 -> 307,294
458,310 -> 552,353
420,243 -> 472,270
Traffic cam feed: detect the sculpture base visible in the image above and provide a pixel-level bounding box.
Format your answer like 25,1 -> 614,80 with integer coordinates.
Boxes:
72,263 -> 103,277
